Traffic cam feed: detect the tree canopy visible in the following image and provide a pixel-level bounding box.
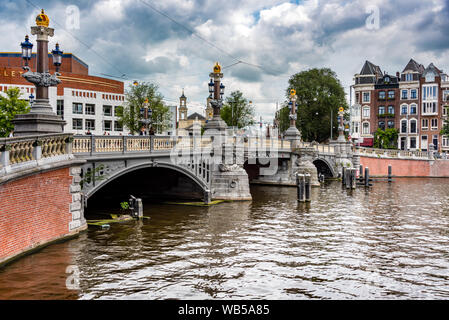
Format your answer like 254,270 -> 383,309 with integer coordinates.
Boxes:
277,68 -> 347,142
117,82 -> 172,135
0,87 -> 30,137
220,90 -> 255,129
373,128 -> 399,149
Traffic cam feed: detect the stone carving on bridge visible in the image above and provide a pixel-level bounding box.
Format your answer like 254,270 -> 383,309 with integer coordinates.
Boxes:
22,71 -> 61,87
218,163 -> 245,172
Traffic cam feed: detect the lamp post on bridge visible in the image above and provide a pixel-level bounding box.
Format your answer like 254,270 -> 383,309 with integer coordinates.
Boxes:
204,62 -> 227,131
337,106 -> 346,142
284,89 -> 301,147
13,9 -> 66,136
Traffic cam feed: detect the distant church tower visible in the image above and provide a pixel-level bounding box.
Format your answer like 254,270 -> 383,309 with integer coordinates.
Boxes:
206,96 -> 213,120
179,89 -> 187,121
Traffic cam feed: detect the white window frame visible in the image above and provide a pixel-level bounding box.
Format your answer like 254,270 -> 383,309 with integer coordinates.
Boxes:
401,89 -> 408,100
362,121 -> 370,135
362,92 -> 370,103
410,103 -> 417,115
401,119 -> 408,133
362,106 -> 370,118
422,118 -> 429,130
409,118 -> 417,133
431,118 -> 438,130
401,104 -> 408,115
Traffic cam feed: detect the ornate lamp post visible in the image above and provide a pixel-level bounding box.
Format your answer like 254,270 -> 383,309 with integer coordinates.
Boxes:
13,9 -> 65,136
140,98 -> 152,135
204,62 -> 227,131
284,89 -> 301,146
337,106 -> 346,142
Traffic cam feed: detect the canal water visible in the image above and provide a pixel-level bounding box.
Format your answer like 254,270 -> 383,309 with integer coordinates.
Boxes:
1,178 -> 449,299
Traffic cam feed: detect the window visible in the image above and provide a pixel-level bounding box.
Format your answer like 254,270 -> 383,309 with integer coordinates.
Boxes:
72,118 -> 83,130
422,119 -> 429,130
410,119 -> 417,133
431,118 -> 438,130
378,106 -> 385,115
443,136 -> 449,148
355,93 -> 360,104
401,105 -> 408,115
378,121 -> 385,130
423,86 -> 438,101
401,120 -> 408,133
410,104 -> 417,115
114,106 -> 123,117
388,90 -> 395,99
103,120 -> 112,131
378,91 -> 386,100
422,102 -> 437,114
103,105 -> 112,116
401,90 -> 408,99
411,89 -> 417,99
363,106 -> 370,118
85,104 -> 95,115
85,119 -> 95,131
405,73 -> 413,82
443,106 -> 448,117
57,100 -> 64,118
425,72 -> 435,82
362,122 -> 370,134
410,137 -> 417,149
114,121 -> 123,132
422,135 -> 428,151
363,92 -> 370,103
72,103 -> 83,114
387,105 -> 395,115
352,122 -> 359,134
387,120 -> 395,129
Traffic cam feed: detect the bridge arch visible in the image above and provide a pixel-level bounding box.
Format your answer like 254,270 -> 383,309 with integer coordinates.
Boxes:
83,161 -> 209,201
313,158 -> 336,178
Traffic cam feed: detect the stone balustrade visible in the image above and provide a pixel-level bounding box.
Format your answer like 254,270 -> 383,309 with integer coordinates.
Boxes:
0,133 -> 73,176
72,135 -> 293,155
356,146 -> 434,159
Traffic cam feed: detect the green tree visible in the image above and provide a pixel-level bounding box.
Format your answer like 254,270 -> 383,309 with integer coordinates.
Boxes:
117,82 -> 171,135
274,103 -> 290,133
373,128 -> 399,149
283,68 -> 347,142
0,87 -> 30,137
220,90 -> 255,129
441,106 -> 449,137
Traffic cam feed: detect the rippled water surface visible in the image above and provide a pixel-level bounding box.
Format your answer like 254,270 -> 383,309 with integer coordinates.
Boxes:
1,179 -> 449,299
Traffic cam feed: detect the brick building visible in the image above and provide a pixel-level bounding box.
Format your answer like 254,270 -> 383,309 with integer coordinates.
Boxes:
353,59 -> 449,152
0,52 -> 125,135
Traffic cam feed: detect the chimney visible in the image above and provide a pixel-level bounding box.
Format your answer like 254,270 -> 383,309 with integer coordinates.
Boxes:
396,71 -> 400,78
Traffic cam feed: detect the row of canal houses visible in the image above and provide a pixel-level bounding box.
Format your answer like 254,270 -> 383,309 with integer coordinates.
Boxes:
351,59 -> 449,152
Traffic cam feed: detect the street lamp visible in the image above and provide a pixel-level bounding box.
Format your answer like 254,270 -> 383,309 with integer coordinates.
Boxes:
20,35 -> 33,69
13,9 -> 65,136
204,62 -> 227,131
29,93 -> 34,107
51,43 -> 63,73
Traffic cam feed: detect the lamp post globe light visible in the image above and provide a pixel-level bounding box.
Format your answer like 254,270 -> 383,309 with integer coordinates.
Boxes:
20,35 -> 33,69
204,62 -> 227,131
12,9 -> 66,136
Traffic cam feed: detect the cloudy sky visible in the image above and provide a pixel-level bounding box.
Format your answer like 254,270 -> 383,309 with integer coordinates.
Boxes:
1,0 -> 449,122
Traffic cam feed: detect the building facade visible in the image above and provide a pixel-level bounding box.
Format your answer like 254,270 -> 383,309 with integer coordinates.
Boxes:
0,52 -> 125,135
353,59 -> 449,152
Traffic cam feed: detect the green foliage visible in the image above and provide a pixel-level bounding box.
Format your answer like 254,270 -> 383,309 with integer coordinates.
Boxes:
280,68 -> 347,142
120,201 -> 129,210
441,107 -> 449,136
373,128 -> 399,149
220,90 -> 255,129
0,87 -> 30,137
117,82 -> 172,135
80,164 -> 106,189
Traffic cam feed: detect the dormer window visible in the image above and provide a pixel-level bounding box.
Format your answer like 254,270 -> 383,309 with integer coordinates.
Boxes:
384,76 -> 390,83
405,74 -> 413,82
425,72 -> 436,82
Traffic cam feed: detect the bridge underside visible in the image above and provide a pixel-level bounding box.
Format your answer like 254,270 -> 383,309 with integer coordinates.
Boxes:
87,167 -> 205,210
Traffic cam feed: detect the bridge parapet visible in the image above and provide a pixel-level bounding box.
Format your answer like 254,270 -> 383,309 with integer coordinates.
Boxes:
357,147 -> 434,160
1,133 -> 75,178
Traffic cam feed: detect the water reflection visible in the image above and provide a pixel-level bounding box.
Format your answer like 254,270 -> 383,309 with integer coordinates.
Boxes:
1,179 -> 449,299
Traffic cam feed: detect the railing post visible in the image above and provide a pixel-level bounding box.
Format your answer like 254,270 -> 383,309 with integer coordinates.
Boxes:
150,136 -> 154,153
90,135 -> 95,155
65,136 -> 73,155
1,148 -> 10,167
32,140 -> 42,161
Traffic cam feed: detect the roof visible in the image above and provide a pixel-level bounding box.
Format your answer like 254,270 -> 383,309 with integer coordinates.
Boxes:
423,63 -> 443,78
0,52 -> 88,69
360,60 -> 382,76
402,59 -> 425,73
187,112 -> 205,120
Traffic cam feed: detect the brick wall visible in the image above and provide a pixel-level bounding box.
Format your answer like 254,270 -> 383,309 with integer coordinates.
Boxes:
359,156 -> 449,177
0,168 -> 74,264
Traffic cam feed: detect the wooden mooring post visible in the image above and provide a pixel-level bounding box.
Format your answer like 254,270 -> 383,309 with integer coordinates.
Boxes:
296,173 -> 305,202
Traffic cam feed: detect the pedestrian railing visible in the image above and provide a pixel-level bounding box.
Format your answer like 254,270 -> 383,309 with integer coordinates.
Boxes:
356,147 -> 433,159
0,133 -> 73,176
